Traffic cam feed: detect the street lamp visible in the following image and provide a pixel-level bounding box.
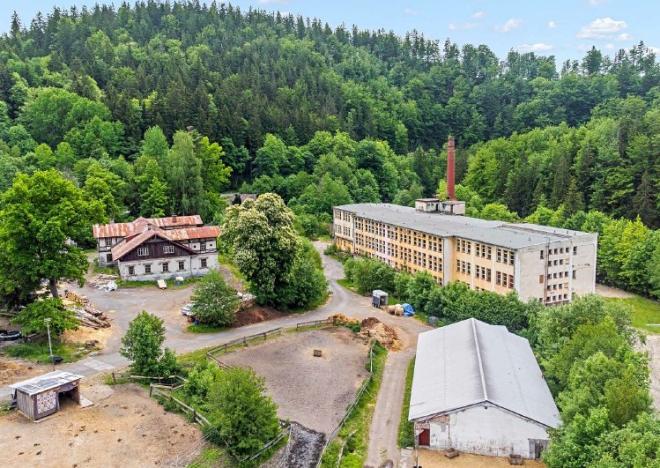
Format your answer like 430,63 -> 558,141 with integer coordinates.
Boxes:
44,318 -> 54,369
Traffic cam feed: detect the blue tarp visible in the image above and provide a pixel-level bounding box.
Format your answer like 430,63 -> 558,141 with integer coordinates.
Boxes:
402,303 -> 415,316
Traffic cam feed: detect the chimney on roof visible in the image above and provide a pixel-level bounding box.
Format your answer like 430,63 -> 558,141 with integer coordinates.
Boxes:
447,135 -> 456,201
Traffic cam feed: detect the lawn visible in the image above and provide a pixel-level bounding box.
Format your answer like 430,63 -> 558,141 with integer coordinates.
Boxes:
604,296 -> 660,334
320,342 -> 387,467
398,357 -> 415,448
187,323 -> 227,334
2,340 -> 89,364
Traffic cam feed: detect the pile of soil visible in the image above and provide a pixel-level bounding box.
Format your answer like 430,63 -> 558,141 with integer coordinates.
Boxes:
233,305 -> 287,327
359,317 -> 402,351
263,422 -> 326,468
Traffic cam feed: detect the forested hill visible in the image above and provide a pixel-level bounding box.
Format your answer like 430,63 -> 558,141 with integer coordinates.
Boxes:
0,2 -> 658,297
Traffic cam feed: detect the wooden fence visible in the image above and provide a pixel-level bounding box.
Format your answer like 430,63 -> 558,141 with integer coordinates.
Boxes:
315,341 -> 376,467
149,384 -> 211,427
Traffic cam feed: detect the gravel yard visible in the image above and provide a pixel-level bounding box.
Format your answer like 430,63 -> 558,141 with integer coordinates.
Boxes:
0,381 -> 204,468
220,327 -> 370,434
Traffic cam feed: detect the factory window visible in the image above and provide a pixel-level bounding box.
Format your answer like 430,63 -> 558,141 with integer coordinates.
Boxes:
573,246 -> 578,255
540,250 -> 544,259
572,270 -> 576,279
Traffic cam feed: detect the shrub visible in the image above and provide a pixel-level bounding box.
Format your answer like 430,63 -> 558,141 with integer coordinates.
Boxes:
344,257 -> 396,295
120,311 -> 179,377
191,270 -> 239,327
12,298 -> 78,336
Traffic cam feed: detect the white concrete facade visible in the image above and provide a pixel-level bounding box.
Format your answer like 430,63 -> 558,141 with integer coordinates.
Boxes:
418,405 -> 550,459
117,254 -> 219,281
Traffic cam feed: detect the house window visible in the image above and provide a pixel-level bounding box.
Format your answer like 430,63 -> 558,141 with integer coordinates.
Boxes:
138,246 -> 149,257
163,245 -> 175,254
128,266 -> 135,275
572,270 -> 576,279
144,264 -> 152,274
178,261 -> 185,271
106,253 -> 113,262
201,258 -> 208,268
162,262 -> 169,273
573,246 -> 577,255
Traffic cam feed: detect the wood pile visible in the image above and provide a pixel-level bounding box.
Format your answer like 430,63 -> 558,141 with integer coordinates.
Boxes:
63,290 -> 111,329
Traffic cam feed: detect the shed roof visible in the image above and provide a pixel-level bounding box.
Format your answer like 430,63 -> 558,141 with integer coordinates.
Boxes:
10,371 -> 83,396
335,203 -> 595,249
408,318 -> 560,428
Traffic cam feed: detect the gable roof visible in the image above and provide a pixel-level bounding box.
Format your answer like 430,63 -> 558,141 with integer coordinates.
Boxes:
110,226 -> 196,260
409,318 -> 560,428
92,215 -> 203,238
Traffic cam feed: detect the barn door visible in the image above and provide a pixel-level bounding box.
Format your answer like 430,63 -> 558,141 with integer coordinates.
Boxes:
418,429 -> 430,446
529,439 -> 548,459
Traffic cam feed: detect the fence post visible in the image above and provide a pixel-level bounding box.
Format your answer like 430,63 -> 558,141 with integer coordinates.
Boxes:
112,372 -> 116,384
149,385 -> 153,397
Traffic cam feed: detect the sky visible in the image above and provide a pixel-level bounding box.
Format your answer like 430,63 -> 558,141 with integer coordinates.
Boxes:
3,0 -> 659,64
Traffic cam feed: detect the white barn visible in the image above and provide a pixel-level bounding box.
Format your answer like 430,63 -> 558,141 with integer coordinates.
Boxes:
408,318 -> 560,460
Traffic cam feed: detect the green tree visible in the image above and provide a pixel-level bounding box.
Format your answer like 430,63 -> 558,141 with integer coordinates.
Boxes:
207,367 -> 280,457
277,239 -> 327,309
221,193 -> 299,305
12,298 -> 78,336
120,311 -> 179,377
479,203 -> 519,222
141,177 -> 169,217
190,271 -> 239,327
0,170 -> 103,300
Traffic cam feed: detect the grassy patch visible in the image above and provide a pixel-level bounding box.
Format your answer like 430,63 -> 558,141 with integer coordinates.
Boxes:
320,343 -> 387,467
604,296 -> 660,334
2,340 -> 89,364
218,254 -> 246,283
90,258 -> 119,275
117,276 -> 199,289
187,323 -> 228,334
187,446 -> 231,468
177,346 -> 214,370
398,358 -> 415,448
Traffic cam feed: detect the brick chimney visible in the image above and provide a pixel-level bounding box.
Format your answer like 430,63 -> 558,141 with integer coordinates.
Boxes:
447,135 -> 456,200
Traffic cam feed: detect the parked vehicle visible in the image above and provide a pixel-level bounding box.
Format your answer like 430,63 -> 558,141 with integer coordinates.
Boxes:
0,330 -> 22,341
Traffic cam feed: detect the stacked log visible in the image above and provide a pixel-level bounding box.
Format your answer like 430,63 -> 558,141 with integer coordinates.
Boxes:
72,304 -> 111,329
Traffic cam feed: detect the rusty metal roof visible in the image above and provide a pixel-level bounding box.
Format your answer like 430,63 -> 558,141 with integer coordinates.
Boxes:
92,215 -> 203,238
110,224 -> 217,261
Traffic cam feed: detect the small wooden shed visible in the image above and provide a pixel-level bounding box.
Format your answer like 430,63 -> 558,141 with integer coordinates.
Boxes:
9,371 -> 83,421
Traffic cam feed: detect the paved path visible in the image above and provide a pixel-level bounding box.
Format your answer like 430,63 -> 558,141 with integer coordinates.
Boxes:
2,242 -> 430,467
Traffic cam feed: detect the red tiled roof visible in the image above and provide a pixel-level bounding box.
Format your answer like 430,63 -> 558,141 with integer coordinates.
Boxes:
92,215 -> 204,238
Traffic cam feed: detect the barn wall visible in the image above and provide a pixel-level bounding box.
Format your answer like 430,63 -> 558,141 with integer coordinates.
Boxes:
428,405 -> 549,459
16,390 -> 35,420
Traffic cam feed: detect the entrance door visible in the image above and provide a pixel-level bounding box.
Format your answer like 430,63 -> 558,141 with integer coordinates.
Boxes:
418,429 -> 430,446
529,439 -> 548,459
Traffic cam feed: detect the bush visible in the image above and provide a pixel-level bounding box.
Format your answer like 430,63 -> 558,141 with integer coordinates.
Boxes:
12,298 -> 78,336
120,311 -> 179,377
182,361 -> 223,410
277,239 -> 328,309
207,367 -> 280,457
191,270 -> 239,327
344,257 -> 396,295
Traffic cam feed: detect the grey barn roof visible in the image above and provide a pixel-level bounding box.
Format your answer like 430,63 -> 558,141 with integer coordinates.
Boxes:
408,318 -> 560,428
9,371 -> 83,396
335,203 -> 593,249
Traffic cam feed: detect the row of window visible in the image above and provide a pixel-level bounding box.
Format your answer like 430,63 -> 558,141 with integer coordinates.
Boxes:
496,248 -> 515,265
540,246 -> 578,259
543,293 -> 569,303
496,272 -> 515,289
136,242 -> 212,257
474,243 -> 492,260
547,283 -> 569,291
475,265 -> 492,282
336,211 -> 352,222
539,271 -> 576,283
127,258 -> 208,275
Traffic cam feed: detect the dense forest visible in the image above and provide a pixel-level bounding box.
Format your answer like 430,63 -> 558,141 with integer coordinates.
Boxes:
0,1 -> 657,296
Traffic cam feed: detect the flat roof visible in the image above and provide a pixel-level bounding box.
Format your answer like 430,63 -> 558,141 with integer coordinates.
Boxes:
335,203 -> 595,249
10,371 -> 83,396
409,318 -> 560,428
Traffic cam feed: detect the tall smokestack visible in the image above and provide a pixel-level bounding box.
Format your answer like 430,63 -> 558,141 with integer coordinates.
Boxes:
447,135 -> 456,200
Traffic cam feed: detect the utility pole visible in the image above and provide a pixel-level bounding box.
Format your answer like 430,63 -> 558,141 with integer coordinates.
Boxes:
44,318 -> 54,370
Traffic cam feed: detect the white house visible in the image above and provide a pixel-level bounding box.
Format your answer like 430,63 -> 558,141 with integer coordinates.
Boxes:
408,318 -> 560,460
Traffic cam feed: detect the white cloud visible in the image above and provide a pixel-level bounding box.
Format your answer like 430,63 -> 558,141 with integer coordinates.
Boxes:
404,8 -> 418,16
449,22 -> 477,31
618,32 -> 632,41
547,20 -> 557,29
516,43 -> 554,53
496,18 -> 522,33
576,17 -> 627,39
650,46 -> 660,55
472,11 -> 486,19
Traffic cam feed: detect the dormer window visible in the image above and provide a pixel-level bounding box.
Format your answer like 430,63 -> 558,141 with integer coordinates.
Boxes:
137,246 -> 149,257
163,245 -> 175,254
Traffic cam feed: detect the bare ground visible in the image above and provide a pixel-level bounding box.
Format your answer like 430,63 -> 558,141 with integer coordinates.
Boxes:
400,448 -> 546,468
220,327 -> 370,434
0,381 -> 204,468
